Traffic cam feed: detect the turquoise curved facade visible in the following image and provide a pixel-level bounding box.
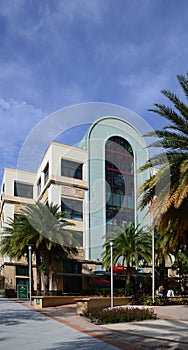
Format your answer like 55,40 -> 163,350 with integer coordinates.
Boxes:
81,115 -> 150,261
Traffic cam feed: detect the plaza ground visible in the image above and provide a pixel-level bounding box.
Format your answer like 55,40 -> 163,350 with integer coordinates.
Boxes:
1,297 -> 188,349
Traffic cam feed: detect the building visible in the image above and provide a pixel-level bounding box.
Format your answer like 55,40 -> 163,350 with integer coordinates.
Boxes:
0,114 -> 150,295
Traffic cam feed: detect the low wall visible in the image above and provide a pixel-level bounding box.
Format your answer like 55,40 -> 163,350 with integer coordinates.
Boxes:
32,296 -> 77,308
76,296 -> 132,315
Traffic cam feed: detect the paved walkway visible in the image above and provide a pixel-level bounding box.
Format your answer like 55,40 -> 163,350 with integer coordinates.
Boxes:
36,303 -> 188,350
1,298 -> 188,349
103,306 -> 188,349
0,298 -> 119,350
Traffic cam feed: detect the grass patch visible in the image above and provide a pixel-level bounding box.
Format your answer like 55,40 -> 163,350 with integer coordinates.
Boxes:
83,306 -> 157,324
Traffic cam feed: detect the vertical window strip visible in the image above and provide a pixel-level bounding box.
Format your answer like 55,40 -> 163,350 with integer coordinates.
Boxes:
105,136 -> 134,231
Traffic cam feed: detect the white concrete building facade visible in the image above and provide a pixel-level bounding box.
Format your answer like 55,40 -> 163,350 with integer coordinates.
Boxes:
0,115 -> 150,295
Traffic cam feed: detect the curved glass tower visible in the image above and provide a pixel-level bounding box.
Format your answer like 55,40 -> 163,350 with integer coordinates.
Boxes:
81,115 -> 150,261
105,136 -> 134,232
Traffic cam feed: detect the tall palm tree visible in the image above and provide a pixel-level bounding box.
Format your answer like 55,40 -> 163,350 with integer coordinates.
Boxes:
1,214 -> 41,294
139,72 -> 188,249
1,202 -> 79,295
102,223 -> 152,285
23,202 -> 79,295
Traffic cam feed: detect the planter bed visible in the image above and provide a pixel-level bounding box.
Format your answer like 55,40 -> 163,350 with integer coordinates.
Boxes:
76,296 -> 132,315
32,295 -> 77,308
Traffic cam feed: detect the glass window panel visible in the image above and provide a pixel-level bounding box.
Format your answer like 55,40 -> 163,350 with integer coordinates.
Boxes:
44,163 -> 49,184
61,160 -> 83,179
120,194 -> 126,207
105,136 -> 134,229
128,196 -> 134,209
37,178 -> 41,196
61,198 -> 83,221
112,193 -> 120,206
106,193 -> 112,205
14,182 -> 33,199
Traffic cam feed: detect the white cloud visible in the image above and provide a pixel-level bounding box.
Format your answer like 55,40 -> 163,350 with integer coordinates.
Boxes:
0,98 -> 11,110
0,97 -> 44,180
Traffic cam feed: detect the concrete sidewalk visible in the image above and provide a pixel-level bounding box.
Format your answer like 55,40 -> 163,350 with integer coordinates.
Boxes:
1,298 -> 188,349
31,303 -> 188,350
103,305 -> 188,349
0,298 -> 119,350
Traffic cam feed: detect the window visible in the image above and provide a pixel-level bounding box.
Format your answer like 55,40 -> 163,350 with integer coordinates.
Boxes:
61,160 -> 83,180
44,163 -> 49,184
61,198 -> 83,221
16,265 -> 29,276
105,136 -> 134,231
14,181 -> 33,199
14,214 -> 22,221
37,177 -> 41,196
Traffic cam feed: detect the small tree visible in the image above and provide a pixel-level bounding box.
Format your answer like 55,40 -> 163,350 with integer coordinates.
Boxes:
102,223 -> 152,289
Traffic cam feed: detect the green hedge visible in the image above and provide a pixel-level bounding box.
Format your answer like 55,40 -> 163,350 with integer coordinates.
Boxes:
132,294 -> 188,306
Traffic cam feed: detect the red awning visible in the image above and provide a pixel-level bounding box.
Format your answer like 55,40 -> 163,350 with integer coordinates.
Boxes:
113,266 -> 126,272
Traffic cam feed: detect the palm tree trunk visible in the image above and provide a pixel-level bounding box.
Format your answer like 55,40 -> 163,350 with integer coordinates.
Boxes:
126,268 -> 131,285
40,245 -> 50,296
36,251 -> 41,296
43,272 -> 49,296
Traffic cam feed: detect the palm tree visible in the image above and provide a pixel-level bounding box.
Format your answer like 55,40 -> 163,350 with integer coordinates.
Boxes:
102,223 -> 152,286
139,72 -> 188,249
23,202 -> 79,295
1,202 -> 80,295
1,214 -> 41,294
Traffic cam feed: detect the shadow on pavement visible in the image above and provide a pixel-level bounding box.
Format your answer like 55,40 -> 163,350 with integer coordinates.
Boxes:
40,335 -> 117,350
0,300 -> 48,326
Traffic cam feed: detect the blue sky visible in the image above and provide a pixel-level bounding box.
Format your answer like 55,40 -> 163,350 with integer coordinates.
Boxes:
0,0 -> 188,183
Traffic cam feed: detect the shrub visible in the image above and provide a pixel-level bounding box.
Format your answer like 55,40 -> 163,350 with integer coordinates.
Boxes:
83,306 -> 156,324
132,295 -> 188,306
142,297 -> 162,306
131,292 -> 146,305
80,287 -> 127,297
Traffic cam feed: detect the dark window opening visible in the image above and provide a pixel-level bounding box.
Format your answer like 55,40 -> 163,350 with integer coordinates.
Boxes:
44,163 -> 49,184
37,177 -> 41,196
16,265 -> 29,277
61,160 -> 83,180
14,181 -> 33,199
14,214 -> 22,222
61,198 -> 83,221
63,261 -> 82,293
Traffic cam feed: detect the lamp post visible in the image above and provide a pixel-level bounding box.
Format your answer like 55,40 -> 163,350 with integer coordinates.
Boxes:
152,229 -> 155,301
28,245 -> 32,306
149,198 -> 155,301
110,240 -> 114,309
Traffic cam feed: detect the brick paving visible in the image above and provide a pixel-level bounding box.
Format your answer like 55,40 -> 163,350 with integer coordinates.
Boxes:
33,303 -> 188,350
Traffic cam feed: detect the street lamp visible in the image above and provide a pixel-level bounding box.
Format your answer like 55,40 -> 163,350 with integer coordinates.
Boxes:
28,245 -> 32,306
110,240 -> 114,309
149,206 -> 155,301
152,229 -> 155,300
149,196 -> 156,301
